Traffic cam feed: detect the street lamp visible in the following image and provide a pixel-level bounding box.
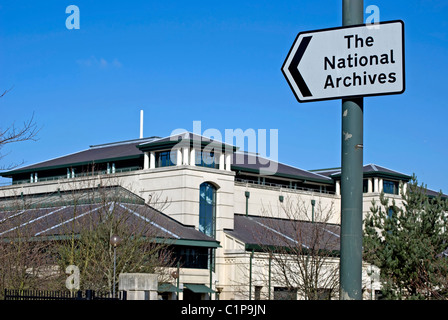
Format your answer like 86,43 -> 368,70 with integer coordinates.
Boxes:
311,199 -> 316,223
172,261 -> 180,300
110,234 -> 122,298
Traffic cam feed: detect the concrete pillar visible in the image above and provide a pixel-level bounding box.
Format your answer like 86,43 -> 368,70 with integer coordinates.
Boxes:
118,273 -> 158,300
182,147 -> 189,165
367,178 -> 373,193
176,149 -> 182,166
373,178 -> 379,193
336,180 -> 341,196
150,152 -> 155,169
379,179 -> 383,193
190,148 -> 196,166
225,153 -> 231,171
144,152 -> 149,170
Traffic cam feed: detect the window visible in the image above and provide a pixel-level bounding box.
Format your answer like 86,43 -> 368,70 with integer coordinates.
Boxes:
196,150 -> 218,169
316,288 -> 332,300
383,180 -> 399,195
199,182 -> 216,238
387,206 -> 394,219
363,179 -> 369,193
273,287 -> 297,300
173,246 -> 209,269
254,286 -> 262,300
155,151 -> 176,168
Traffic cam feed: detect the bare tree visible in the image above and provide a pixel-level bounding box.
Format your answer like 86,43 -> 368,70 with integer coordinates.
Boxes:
0,87 -> 39,170
234,195 -> 340,300
54,176 -> 176,294
0,174 -> 176,296
0,193 -> 65,297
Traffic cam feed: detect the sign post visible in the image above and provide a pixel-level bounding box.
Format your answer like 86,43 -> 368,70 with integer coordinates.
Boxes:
339,0 -> 364,301
281,0 -> 405,300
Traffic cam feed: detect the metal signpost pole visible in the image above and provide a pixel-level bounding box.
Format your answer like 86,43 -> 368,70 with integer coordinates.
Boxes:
340,0 -> 364,300
282,0 -> 404,300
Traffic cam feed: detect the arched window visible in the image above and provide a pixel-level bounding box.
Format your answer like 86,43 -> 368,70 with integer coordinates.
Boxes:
199,182 -> 216,238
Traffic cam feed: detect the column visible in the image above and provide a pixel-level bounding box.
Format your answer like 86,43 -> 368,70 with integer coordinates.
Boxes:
182,147 -> 189,165
190,148 -> 196,166
150,151 -> 155,169
176,149 -> 182,166
373,178 -> 379,193
143,152 -> 149,170
225,153 -> 232,171
378,179 -> 383,193
367,178 -> 373,193
336,180 -> 341,196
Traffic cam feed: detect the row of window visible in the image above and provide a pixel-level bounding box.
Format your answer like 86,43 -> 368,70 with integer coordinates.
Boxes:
362,179 -> 400,195
155,150 -> 219,169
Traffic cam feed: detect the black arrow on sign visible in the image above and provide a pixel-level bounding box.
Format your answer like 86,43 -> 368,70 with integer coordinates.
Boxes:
288,35 -> 313,98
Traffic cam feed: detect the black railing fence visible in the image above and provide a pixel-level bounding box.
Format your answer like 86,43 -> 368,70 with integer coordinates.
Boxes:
4,289 -> 127,301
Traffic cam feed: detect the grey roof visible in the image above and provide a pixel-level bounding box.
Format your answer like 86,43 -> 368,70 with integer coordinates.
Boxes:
225,214 -> 340,253
1,137 -> 160,176
311,164 -> 412,180
422,187 -> 448,199
232,153 -> 333,183
2,132 -> 333,185
313,165 -> 448,198
0,189 -> 218,246
0,185 -> 145,210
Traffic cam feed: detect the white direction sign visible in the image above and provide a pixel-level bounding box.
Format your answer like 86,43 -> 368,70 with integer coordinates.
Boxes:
282,20 -> 405,103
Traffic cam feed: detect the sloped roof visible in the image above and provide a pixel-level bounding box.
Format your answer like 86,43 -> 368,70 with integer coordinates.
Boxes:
224,214 -> 340,253
1,137 -> 160,176
0,189 -> 219,247
311,164 -> 412,180
1,132 -> 334,185
232,153 -> 333,184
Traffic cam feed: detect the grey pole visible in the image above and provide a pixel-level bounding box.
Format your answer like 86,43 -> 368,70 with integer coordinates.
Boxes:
110,234 -> 122,298
311,199 -> 316,223
340,0 -> 364,300
177,260 -> 180,300
113,246 -> 117,297
249,250 -> 254,300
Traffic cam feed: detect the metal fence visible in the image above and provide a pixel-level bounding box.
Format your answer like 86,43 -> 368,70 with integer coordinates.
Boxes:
4,289 -> 127,301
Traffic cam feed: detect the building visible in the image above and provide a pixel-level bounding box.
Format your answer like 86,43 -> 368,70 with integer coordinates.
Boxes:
0,131 -> 430,300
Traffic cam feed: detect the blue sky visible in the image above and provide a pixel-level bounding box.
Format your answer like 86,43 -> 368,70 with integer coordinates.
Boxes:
1,1 -> 447,192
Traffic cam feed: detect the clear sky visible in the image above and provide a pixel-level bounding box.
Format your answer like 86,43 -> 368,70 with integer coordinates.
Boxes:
1,1 -> 447,192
